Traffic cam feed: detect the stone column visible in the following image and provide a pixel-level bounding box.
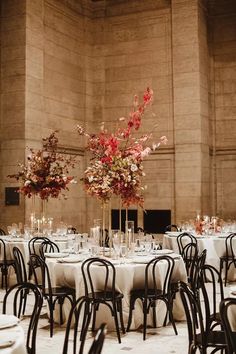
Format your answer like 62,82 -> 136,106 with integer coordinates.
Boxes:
0,0 -> 26,229
171,0 -> 211,222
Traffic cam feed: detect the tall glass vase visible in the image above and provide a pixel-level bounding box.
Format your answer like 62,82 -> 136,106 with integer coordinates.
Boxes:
30,194 -> 36,232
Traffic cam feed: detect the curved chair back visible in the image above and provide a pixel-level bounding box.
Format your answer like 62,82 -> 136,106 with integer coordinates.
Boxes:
144,255 -> 175,298
225,233 -> 236,260
164,224 -> 178,232
81,257 -> 117,298
28,236 -> 51,256
220,297 -> 236,354
179,281 -> 205,350
177,232 -> 197,256
0,238 -> 7,262
181,242 -> 198,278
63,296 -> 92,354
3,282 -> 43,354
29,254 -> 51,295
39,240 -> 59,260
13,246 -> 28,283
0,228 -> 6,235
200,264 -> 224,332
190,248 -> 207,292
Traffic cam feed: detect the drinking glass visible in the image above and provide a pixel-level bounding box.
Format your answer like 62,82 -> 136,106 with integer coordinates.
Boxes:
112,230 -> 121,258
91,245 -> 99,257
120,245 -> 127,264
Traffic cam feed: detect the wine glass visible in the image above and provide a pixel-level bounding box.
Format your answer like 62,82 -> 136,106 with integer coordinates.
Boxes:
120,245 -> 127,264
112,231 -> 121,259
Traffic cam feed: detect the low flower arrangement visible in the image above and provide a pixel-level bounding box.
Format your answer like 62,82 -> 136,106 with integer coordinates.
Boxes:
8,131 -> 76,200
77,88 -> 167,207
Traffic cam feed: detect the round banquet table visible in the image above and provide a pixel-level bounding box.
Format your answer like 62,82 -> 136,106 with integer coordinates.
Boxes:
0,315 -> 26,354
163,233 -> 236,281
46,252 -> 187,330
0,235 -> 70,286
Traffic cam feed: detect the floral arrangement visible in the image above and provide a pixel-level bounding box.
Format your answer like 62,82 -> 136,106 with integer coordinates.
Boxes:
8,131 -> 76,200
77,88 -> 167,207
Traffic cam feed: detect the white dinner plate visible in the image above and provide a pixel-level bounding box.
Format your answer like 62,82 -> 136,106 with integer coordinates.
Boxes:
165,232 -> 181,237
44,252 -> 69,258
0,338 -> 15,349
153,249 -> 174,255
57,256 -> 84,263
0,315 -> 19,329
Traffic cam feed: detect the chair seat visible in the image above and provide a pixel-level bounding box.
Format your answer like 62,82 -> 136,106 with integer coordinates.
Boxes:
87,291 -> 123,301
44,287 -> 75,297
0,259 -> 16,266
220,255 -> 235,261
130,288 -> 163,299
196,330 -> 226,348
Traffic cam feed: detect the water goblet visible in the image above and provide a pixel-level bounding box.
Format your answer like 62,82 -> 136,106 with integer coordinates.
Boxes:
120,245 -> 127,264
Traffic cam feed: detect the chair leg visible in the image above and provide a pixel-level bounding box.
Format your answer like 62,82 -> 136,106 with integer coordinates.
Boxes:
112,302 -> 121,343
118,300 -> 126,334
224,262 -> 228,287
91,303 -> 99,332
48,300 -> 54,338
127,296 -> 136,331
168,304 -> 178,335
143,300 -> 148,341
152,303 -> 157,328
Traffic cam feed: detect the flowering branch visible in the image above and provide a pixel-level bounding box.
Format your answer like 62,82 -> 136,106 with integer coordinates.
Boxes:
8,131 -> 76,200
77,88 -> 167,207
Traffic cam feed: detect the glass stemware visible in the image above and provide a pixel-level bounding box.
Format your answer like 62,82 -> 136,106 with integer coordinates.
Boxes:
120,245 -> 127,264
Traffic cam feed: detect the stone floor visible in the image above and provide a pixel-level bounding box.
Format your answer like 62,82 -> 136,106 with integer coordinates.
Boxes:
0,282 -> 235,354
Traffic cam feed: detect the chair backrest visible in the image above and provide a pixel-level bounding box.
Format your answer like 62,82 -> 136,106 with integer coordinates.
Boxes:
179,281 -> 205,349
225,233 -> 236,259
177,232 -> 197,256
13,246 -> 28,283
189,248 -> 207,292
220,297 -> 236,354
3,282 -> 43,354
181,242 -> 198,278
29,254 -> 51,295
200,264 -> 224,332
164,224 -> 178,232
145,255 -> 175,297
88,323 -> 107,354
28,236 -> 51,256
81,257 -> 117,298
39,240 -> 60,260
0,238 -> 7,262
62,296 -> 92,354
0,228 -> 6,235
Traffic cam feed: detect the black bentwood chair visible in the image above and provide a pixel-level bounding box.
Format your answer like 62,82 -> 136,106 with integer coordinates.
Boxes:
0,228 -> 6,235
12,246 -> 29,315
3,282 -> 43,354
0,238 -> 16,290
39,239 -> 60,260
164,224 -> 179,232
127,255 -> 177,340
30,254 -> 75,337
179,281 -> 227,354
81,257 -> 125,343
200,264 -> 224,333
219,233 -> 236,286
220,297 -> 236,354
63,296 -> 94,354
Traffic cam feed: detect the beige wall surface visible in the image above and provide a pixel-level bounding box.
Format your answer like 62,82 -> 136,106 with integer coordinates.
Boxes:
0,0 -> 236,232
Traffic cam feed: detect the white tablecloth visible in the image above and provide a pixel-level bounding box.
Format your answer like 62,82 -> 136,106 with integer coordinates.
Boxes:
46,254 -> 187,330
0,236 -> 69,286
0,316 -> 26,354
163,234 -> 236,281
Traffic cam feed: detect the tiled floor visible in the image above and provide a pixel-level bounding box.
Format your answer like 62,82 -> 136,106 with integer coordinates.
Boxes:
0,282 -> 235,354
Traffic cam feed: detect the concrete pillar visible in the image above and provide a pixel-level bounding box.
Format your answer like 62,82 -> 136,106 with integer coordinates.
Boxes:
171,0 -> 211,221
